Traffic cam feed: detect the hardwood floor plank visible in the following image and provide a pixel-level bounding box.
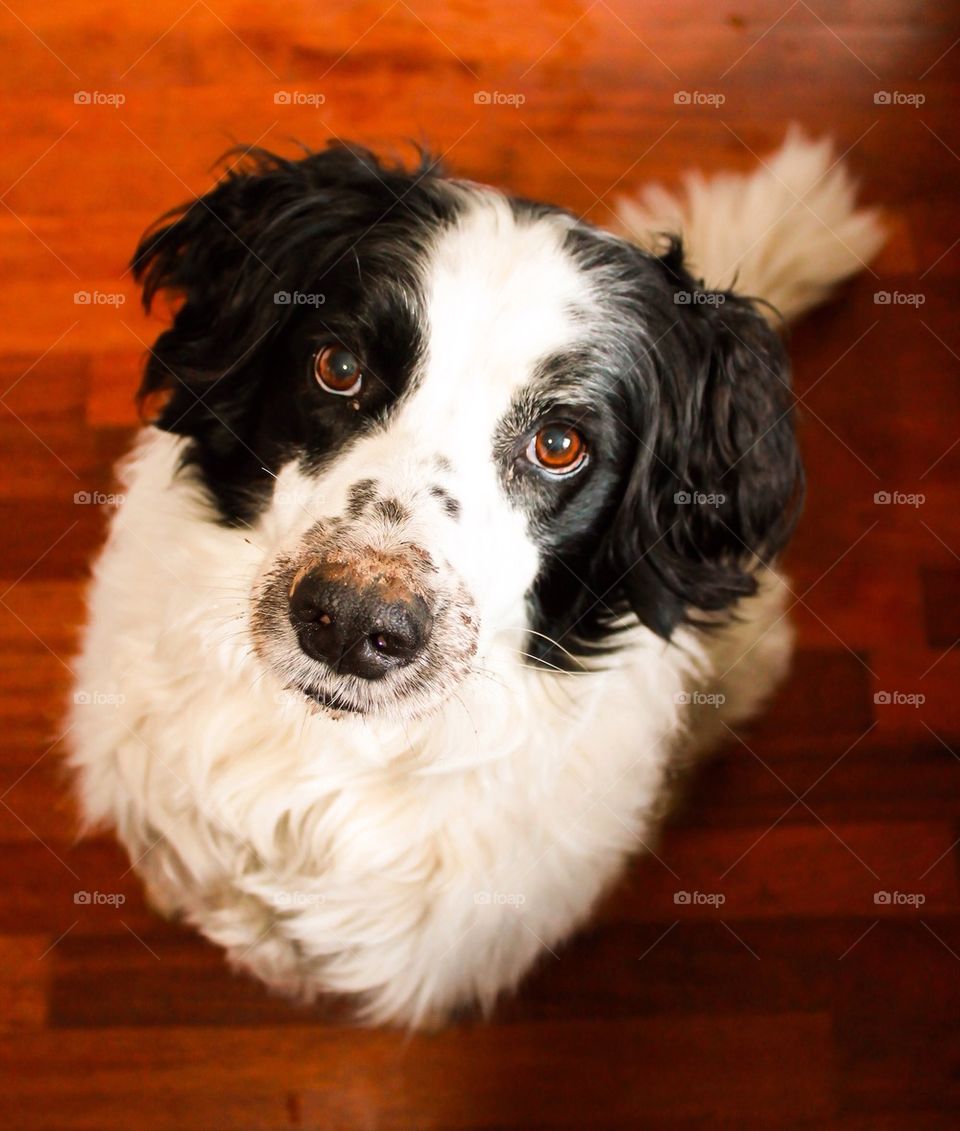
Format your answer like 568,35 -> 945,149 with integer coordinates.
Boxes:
4,1014 -> 835,1131
0,0 -> 957,1125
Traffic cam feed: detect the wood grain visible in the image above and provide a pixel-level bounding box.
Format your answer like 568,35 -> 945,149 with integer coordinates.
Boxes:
1,1 -> 958,1127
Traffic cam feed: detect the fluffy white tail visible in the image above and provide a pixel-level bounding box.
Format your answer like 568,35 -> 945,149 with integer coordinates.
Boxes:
614,129 -> 885,322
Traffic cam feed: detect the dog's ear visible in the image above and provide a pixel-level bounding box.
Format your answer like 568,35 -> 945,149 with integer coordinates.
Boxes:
131,148 -> 321,435
608,240 -> 804,639
130,144 -> 436,434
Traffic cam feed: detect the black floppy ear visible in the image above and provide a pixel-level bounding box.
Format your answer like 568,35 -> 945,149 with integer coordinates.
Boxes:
130,143 -> 439,433
611,241 -> 804,639
131,148 -> 306,433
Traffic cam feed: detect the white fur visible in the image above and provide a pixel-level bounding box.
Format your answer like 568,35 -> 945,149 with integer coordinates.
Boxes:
615,128 -> 885,321
68,135 -> 879,1027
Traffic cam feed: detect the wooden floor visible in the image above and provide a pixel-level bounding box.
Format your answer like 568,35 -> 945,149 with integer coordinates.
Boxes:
1,1 -> 958,1127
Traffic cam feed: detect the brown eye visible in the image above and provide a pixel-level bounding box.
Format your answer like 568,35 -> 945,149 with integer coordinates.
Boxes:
314,346 -> 363,396
526,423 -> 588,476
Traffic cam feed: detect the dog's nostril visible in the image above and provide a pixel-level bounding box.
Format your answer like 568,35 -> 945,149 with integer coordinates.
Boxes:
367,618 -> 421,660
289,584 -> 332,626
370,631 -> 403,656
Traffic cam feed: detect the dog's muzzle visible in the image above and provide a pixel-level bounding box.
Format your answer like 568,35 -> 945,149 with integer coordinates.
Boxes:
252,516 -> 479,719
288,554 -> 434,680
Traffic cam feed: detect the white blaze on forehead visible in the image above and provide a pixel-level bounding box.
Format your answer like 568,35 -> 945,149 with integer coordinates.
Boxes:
258,193 -> 596,635
405,190 -> 593,436
372,190 -> 592,618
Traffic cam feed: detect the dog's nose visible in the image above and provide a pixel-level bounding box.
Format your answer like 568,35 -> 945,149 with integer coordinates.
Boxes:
288,561 -> 431,680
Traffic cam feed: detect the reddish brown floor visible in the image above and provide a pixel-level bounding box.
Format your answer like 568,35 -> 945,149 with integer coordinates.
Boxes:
1,2 -> 958,1128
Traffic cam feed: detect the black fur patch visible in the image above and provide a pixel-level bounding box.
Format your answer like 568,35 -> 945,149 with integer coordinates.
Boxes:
374,498 -> 409,525
132,143 -> 459,524
518,228 -> 802,665
428,484 -> 461,520
132,143 -> 802,671
346,478 -> 378,517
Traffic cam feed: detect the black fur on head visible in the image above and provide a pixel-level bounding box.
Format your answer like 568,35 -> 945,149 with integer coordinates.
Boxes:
525,230 -> 803,659
131,141 -> 456,521
131,141 -> 802,666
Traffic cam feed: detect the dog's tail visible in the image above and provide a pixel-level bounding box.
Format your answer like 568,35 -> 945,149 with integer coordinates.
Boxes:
614,128 -> 885,322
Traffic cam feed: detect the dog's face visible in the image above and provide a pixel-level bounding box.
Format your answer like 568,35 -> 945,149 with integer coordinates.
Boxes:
134,145 -> 802,720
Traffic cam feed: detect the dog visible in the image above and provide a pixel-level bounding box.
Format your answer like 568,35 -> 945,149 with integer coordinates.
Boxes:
68,131 -> 882,1027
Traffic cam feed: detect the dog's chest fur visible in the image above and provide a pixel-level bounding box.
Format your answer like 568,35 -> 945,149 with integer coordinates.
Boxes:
67,136 -> 884,1025
71,432 -> 790,1024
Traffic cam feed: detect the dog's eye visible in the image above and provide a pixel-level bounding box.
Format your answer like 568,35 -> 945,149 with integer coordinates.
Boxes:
314,346 -> 363,396
526,424 -> 588,476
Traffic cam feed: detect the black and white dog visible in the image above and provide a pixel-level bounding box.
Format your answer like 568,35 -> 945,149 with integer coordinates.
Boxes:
69,132 -> 881,1026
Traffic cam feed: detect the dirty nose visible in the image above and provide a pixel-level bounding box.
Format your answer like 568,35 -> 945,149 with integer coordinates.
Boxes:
288,562 -> 432,680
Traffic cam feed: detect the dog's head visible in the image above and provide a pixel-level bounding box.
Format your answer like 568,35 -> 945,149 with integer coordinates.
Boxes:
133,143 -> 802,719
